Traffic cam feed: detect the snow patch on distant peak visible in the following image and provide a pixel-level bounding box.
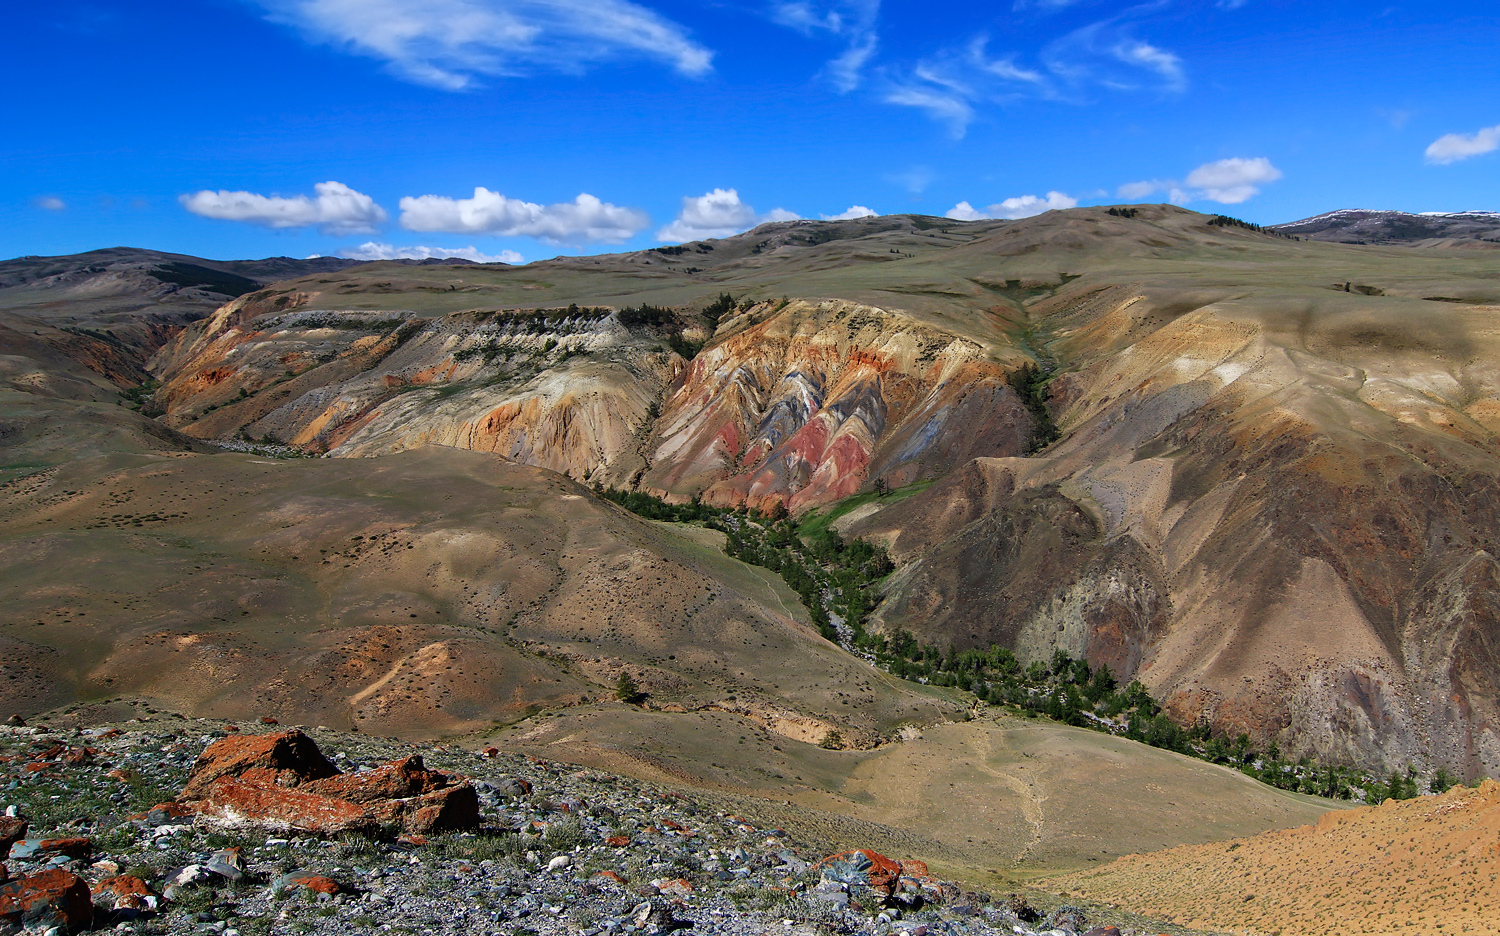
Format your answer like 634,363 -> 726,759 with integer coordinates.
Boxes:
1275,208 -> 1500,229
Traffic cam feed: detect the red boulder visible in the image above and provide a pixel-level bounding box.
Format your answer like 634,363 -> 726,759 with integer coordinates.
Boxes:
0,869 -> 93,933
179,729 -> 338,799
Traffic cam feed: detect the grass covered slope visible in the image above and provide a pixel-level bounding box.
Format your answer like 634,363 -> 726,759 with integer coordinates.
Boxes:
494,706 -> 1335,882
1056,779 -> 1500,935
0,432 -> 951,743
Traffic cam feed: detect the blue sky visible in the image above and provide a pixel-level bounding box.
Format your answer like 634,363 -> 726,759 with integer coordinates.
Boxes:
2,0 -> 1497,264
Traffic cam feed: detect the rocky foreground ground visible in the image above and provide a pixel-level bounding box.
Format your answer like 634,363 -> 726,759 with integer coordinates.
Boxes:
0,715 -> 1200,936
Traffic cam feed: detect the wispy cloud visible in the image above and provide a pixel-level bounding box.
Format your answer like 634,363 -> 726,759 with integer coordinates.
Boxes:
884,82 -> 976,137
399,189 -> 649,244
180,181 -> 387,234
1425,124 -> 1500,165
1038,14 -> 1188,97
33,196 -> 66,211
255,0 -> 711,90
1116,179 -> 1168,200
946,191 -> 1077,220
337,242 -> 523,264
821,205 -> 878,220
886,166 -> 935,196
1118,157 -> 1283,205
882,13 -> 1186,135
770,0 -> 880,91
1112,41 -> 1183,91
657,188 -> 800,242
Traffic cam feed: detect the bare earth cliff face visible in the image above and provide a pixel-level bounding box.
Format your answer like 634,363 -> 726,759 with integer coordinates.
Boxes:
10,206 -> 1500,788
853,280 -> 1500,778
151,296 -> 680,482
640,299 -> 1031,513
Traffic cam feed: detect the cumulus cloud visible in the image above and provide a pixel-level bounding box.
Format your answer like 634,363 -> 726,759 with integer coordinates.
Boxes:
821,205 -> 878,220
1118,157 -> 1283,205
771,0 -> 880,91
1183,157 -> 1282,204
946,191 -> 1077,221
1426,124 -> 1500,165
398,189 -> 649,244
33,196 -> 66,211
255,0 -> 711,90
180,181 -> 387,234
337,242 -> 522,264
656,189 -> 800,242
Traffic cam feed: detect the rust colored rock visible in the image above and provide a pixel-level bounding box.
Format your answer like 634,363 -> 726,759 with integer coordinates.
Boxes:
278,874 -> 339,895
8,837 -> 91,861
130,802 -> 196,827
816,849 -> 903,893
259,716 -> 279,725
92,875 -> 156,911
0,869 -> 93,933
179,729 -> 338,800
301,755 -> 450,804
62,747 -> 98,766
189,776 -> 379,836
0,818 -> 26,855
593,870 -> 626,883
371,784 -> 481,834
653,878 -> 693,896
901,859 -> 931,879
605,835 -> 632,848
178,730 -> 477,835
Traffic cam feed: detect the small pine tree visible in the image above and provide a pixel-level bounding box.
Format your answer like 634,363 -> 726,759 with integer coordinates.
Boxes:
616,671 -> 642,703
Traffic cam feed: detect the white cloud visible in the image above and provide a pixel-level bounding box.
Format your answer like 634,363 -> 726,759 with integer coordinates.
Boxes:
946,191 -> 1077,221
179,181 -> 387,234
656,189 -> 800,242
338,242 -> 522,264
1117,159 -> 1281,205
821,205 -> 878,220
256,0 -> 711,90
1038,17 -> 1189,99
1116,179 -> 1166,200
398,189 -> 649,244
1183,157 -> 1282,204
882,24 -> 1182,135
33,196 -> 66,211
1425,124 -> 1500,165
884,83 -> 975,138
1113,41 -> 1183,91
771,1 -> 880,91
